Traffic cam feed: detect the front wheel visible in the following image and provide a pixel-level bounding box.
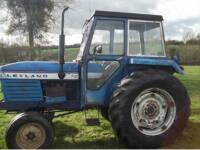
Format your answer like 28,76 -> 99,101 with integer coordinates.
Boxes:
6,112 -> 54,149
109,70 -> 190,148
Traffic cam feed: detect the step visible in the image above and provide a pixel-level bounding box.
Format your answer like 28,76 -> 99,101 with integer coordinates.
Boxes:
86,118 -> 100,126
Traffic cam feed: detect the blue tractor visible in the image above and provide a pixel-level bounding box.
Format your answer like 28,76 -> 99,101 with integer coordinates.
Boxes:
0,8 -> 190,149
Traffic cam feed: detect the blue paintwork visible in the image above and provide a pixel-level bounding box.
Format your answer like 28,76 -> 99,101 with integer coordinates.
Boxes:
1,80 -> 43,102
128,57 -> 184,74
85,57 -> 184,106
0,61 -> 79,105
0,61 -> 78,73
45,96 -> 67,103
0,61 -> 103,74
0,60 -> 104,107
85,57 -> 183,106
88,63 -> 103,72
86,61 -> 127,105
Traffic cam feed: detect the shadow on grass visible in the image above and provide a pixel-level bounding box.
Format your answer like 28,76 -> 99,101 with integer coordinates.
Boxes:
53,121 -> 79,140
191,108 -> 200,116
52,138 -> 123,149
51,121 -> 124,149
167,120 -> 200,149
51,120 -> 200,149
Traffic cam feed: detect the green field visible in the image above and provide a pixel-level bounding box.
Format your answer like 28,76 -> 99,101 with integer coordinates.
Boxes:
0,66 -> 199,148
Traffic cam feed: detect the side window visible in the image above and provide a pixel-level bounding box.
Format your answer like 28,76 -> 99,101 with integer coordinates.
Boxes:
144,27 -> 164,56
128,20 -> 165,57
114,29 -> 124,55
90,20 -> 124,55
129,30 -> 141,55
90,30 -> 110,55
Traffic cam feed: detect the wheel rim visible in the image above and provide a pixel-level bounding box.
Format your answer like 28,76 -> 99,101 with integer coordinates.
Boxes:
131,88 -> 176,136
16,122 -> 46,149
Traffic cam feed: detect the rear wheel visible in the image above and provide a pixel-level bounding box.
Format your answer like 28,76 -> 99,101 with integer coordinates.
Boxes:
109,70 -> 190,148
6,112 -> 54,149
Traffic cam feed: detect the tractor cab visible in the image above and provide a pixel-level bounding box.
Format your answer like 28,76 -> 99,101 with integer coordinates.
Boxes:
76,11 -> 183,106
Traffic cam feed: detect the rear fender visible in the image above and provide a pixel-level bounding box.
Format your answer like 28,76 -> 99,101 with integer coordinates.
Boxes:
129,57 -> 184,74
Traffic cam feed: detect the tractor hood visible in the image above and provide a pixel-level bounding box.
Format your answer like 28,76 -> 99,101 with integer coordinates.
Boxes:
0,61 -> 78,73
0,61 -> 79,80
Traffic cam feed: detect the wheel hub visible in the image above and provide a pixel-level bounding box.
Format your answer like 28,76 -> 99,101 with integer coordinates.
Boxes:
16,122 -> 46,149
143,100 -> 160,119
131,88 -> 176,136
26,132 -> 36,141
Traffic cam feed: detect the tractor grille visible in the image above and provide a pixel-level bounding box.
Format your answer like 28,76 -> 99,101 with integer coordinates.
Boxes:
1,80 -> 43,102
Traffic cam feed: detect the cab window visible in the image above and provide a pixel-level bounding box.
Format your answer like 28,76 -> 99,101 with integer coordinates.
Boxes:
89,20 -> 125,55
128,20 -> 165,57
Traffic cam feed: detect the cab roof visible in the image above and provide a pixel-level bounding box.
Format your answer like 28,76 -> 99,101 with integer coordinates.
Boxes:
93,11 -> 163,21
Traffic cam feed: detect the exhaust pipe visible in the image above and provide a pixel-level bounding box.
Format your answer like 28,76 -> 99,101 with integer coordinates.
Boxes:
58,7 -> 69,79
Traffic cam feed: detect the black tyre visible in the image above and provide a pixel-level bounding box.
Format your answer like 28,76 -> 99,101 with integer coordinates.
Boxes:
43,111 -> 55,121
101,107 -> 110,121
109,70 -> 190,148
6,112 -> 54,149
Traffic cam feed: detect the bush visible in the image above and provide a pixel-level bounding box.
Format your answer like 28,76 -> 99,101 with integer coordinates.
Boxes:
0,45 -> 79,65
0,44 -> 199,65
166,44 -> 200,65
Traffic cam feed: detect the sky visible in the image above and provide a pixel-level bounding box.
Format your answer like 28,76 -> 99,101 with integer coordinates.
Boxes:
0,0 -> 200,45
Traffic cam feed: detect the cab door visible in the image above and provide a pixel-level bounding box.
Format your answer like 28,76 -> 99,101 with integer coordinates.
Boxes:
84,19 -> 126,106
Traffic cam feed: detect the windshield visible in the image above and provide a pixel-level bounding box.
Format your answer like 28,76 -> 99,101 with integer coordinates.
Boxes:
128,20 -> 166,57
77,19 -> 93,60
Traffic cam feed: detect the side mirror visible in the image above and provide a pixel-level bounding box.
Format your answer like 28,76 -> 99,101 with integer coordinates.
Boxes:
93,45 -> 102,55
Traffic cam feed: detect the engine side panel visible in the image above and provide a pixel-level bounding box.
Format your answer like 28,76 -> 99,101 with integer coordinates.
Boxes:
0,61 -> 81,111
42,80 -> 80,104
1,80 -> 43,102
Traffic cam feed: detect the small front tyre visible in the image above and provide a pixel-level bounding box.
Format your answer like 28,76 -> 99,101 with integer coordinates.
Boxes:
6,112 -> 54,149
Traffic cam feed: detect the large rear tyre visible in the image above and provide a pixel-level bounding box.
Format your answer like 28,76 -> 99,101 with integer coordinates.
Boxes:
6,112 -> 54,149
109,70 -> 190,148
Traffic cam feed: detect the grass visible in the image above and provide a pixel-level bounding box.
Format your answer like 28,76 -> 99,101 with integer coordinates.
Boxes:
0,66 -> 199,148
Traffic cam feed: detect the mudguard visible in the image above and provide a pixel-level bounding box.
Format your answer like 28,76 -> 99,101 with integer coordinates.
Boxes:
129,57 -> 184,74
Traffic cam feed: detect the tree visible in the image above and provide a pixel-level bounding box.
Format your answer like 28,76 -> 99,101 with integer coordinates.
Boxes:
196,33 -> 200,41
182,31 -> 195,44
0,0 -> 6,23
5,0 -> 55,47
